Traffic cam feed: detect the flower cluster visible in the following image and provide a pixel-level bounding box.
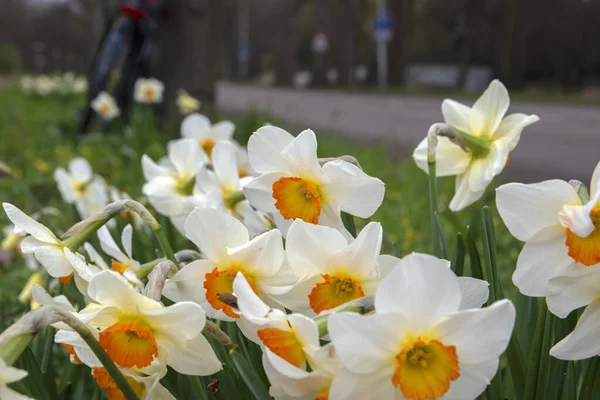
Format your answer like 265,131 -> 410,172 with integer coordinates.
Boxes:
5,79 -> 592,400
21,73 -> 87,97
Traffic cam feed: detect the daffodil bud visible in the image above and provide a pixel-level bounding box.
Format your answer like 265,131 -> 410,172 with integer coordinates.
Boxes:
18,272 -> 44,305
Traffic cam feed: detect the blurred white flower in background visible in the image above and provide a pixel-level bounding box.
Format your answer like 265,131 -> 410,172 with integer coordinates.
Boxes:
54,157 -> 108,219
134,77 -> 164,104
413,80 -> 539,211
180,113 -> 235,158
176,89 -> 201,115
91,92 -> 120,121
0,357 -> 33,400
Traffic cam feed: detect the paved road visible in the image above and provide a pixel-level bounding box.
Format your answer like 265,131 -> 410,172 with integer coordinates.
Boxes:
217,82 -> 600,183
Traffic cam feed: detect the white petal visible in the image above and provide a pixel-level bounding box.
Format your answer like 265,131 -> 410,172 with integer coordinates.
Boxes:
328,366 -> 398,400
496,180 -> 579,242
69,157 -> 92,181
328,222 -> 382,280
492,113 -> 539,151
442,99 -> 472,133
446,358 -> 499,400
285,219 -> 348,277
97,226 -> 127,263
468,141 -> 508,193
248,125 -> 295,174
457,277 -> 489,310
375,253 -> 462,330
0,359 -> 28,383
211,120 -> 235,141
550,300 -> 600,360
322,160 -> 385,218
437,299 -> 515,364
449,171 -> 485,212
87,271 -> 159,315
64,248 -> 100,284
168,138 -> 208,178
469,80 -> 509,137
121,224 -> 133,259
328,312 -> 404,373
547,265 -> 600,318
513,226 -> 572,297
280,129 -> 323,179
287,313 -> 321,349
233,273 -> 270,318
413,137 -> 471,177
143,302 -> 206,340
263,350 -> 332,398
160,334 -> 223,375
228,229 -> 284,278
180,113 -> 211,139
0,385 -> 35,400
142,177 -> 183,216
591,160 -> 600,198
184,208 -> 249,265
212,142 -> 240,189
162,260 -> 214,305
34,245 -> 73,278
3,203 -> 57,244
242,172 -> 284,213
142,154 -> 173,181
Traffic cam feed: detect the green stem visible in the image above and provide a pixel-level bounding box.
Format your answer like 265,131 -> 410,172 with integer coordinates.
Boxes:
40,327 -> 54,373
62,219 -> 108,252
73,325 -> 138,400
0,333 -> 33,365
136,258 -> 167,279
152,226 -> 178,267
428,160 -> 442,257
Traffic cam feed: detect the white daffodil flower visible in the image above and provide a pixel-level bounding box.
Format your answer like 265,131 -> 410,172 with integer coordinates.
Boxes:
134,78 -> 164,104
97,225 -> 142,286
142,138 -> 209,219
0,357 -> 34,400
275,219 -> 399,315
233,273 -> 320,366
413,80 -> 539,211
80,270 -> 222,375
91,91 -> 120,121
91,363 -> 176,400
3,203 -> 74,280
543,266 -> 600,360
180,113 -> 235,158
54,157 -> 108,219
327,253 -> 515,400
496,161 -> 600,297
196,141 -> 269,235
176,89 -> 201,115
243,126 -> 385,235
263,344 -> 339,400
163,208 -> 293,320
108,187 -> 148,233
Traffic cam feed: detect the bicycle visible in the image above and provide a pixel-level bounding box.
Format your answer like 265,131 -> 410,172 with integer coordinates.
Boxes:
79,0 -> 161,134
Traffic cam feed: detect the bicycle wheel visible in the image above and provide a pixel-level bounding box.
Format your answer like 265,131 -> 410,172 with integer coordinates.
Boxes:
79,15 -> 135,135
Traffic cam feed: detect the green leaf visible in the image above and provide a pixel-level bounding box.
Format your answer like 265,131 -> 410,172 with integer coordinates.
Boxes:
451,232 -> 465,276
480,206 -> 501,301
466,226 -> 484,280
434,211 -> 448,259
505,333 -> 526,399
535,309 -> 554,398
562,361 -> 577,399
579,357 -> 600,400
15,347 -> 52,400
524,300 -> 548,400
341,212 -> 357,237
229,347 -> 272,400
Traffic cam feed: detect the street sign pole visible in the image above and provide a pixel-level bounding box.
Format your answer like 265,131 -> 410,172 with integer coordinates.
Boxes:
374,0 -> 392,89
238,0 -> 250,79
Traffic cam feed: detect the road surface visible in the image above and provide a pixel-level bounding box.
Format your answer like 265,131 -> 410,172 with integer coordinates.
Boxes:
217,82 -> 600,183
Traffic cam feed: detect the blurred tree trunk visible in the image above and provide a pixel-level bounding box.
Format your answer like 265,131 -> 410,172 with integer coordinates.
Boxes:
389,0 -> 414,85
152,0 -> 225,117
330,0 -> 357,85
275,0 -> 299,85
499,0 -> 527,89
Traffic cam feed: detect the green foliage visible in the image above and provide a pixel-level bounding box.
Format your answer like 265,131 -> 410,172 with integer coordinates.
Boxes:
0,44 -> 22,75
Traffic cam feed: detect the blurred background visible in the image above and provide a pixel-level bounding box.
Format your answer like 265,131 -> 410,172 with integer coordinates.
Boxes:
1,0 -> 599,181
